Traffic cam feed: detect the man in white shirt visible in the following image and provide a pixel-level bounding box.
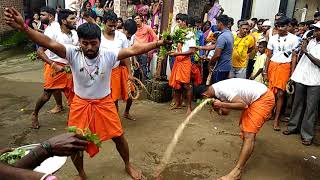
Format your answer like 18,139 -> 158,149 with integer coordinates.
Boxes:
31,7 -> 78,129
283,23 -> 320,146
4,7 -> 171,180
198,78 -> 275,180
168,14 -> 196,115
100,11 -> 136,120
264,16 -> 300,131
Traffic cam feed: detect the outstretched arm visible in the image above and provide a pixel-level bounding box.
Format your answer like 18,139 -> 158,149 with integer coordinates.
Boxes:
118,40 -> 170,60
4,7 -> 66,59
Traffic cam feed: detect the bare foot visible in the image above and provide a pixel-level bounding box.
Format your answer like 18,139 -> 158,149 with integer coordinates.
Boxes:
170,101 -> 176,107
125,163 -> 143,180
186,107 -> 192,115
124,113 -> 136,121
48,105 -> 64,114
31,112 -> 40,129
75,172 -> 87,180
170,104 -> 182,110
218,168 -> 241,180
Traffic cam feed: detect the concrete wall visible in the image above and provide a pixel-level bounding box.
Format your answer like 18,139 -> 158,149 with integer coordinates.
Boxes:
294,0 -> 320,21
251,0 -> 281,22
0,0 -> 24,37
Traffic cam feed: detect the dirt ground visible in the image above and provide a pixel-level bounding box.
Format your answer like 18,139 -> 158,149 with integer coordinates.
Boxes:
0,48 -> 319,180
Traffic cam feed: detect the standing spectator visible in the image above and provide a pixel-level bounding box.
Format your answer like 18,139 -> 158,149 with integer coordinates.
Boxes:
117,17 -> 124,30
134,0 -> 149,24
250,17 -> 258,32
196,15 -> 234,84
92,0 -> 104,17
231,21 -> 255,78
202,21 -> 212,42
283,22 -> 320,146
150,0 -> 161,28
202,0 -> 224,26
76,9 -> 87,29
227,17 -> 234,30
104,0 -> 114,12
264,16 -> 300,131
261,20 -> 271,42
83,0 -> 92,11
250,41 -> 268,83
30,12 -> 44,33
315,12 -> 320,23
96,16 -> 104,29
134,14 -> 158,81
127,0 -> 136,18
287,18 -> 298,35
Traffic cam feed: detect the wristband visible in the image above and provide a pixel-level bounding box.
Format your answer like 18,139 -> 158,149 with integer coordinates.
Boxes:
40,141 -> 53,157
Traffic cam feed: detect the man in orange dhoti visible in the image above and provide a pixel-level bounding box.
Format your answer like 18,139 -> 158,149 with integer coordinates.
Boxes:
4,9 -> 171,179
32,8 -> 78,129
264,16 -> 299,131
100,12 -> 136,120
169,14 -> 196,114
198,78 -> 275,180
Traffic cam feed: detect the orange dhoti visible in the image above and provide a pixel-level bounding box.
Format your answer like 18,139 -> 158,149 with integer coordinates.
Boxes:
120,66 -> 135,101
43,62 -> 74,105
111,66 -> 122,101
191,63 -> 202,87
240,89 -> 275,134
68,95 -> 123,157
111,66 -> 135,102
169,55 -> 192,89
267,61 -> 291,94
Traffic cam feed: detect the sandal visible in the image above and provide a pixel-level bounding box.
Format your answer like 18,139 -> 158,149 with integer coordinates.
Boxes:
282,130 -> 297,135
301,139 -> 312,146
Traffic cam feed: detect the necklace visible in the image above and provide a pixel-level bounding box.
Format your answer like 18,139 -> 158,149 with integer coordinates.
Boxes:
80,50 -> 100,80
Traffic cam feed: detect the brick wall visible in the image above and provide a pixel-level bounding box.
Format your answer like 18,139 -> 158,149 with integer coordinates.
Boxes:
0,0 -> 24,37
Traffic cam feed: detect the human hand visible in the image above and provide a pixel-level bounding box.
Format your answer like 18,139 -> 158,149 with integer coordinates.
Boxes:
249,76 -> 255,80
213,99 -> 223,109
263,73 -> 268,82
46,133 -> 88,156
128,74 -> 135,81
4,7 -> 25,31
52,63 -> 64,73
0,148 -> 13,155
301,39 -> 308,54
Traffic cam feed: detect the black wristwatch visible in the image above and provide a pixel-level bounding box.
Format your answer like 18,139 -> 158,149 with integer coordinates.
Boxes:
40,141 -> 53,157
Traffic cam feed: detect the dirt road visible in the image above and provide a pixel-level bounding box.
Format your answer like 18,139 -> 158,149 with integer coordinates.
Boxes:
0,48 -> 319,180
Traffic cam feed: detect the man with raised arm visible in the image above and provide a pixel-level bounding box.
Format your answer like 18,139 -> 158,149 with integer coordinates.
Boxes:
4,7 -> 170,180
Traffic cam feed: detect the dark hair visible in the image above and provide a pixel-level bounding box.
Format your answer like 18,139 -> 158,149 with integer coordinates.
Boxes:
96,16 -> 102,21
276,16 -> 290,26
83,1 -> 92,8
299,21 -> 306,26
259,41 -> 267,48
193,85 -> 208,99
195,16 -> 202,24
103,11 -> 118,23
123,19 -> 137,35
251,18 -> 258,22
77,23 -> 101,40
289,18 -> 298,27
275,12 -> 285,17
58,9 -> 75,25
228,17 -> 234,26
257,19 -> 265,24
314,12 -> 320,18
118,17 -> 123,23
84,10 -> 97,19
187,16 -> 195,27
179,14 -> 189,24
175,13 -> 183,21
216,15 -> 229,26
40,6 -> 56,16
153,24 -> 159,28
305,20 -> 314,27
132,14 -> 144,21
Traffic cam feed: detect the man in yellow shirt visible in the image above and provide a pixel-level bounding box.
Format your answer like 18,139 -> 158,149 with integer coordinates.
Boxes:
231,21 -> 255,78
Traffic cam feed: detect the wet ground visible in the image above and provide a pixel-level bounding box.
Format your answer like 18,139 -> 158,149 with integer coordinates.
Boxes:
0,48 -> 319,180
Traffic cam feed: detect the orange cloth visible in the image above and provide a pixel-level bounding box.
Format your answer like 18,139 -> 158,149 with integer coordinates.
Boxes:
135,24 -> 158,43
120,66 -> 135,101
267,61 -> 291,94
191,64 -> 202,87
68,95 -> 123,157
43,62 -> 74,105
169,55 -> 192,89
240,89 -> 275,134
110,66 -> 122,101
